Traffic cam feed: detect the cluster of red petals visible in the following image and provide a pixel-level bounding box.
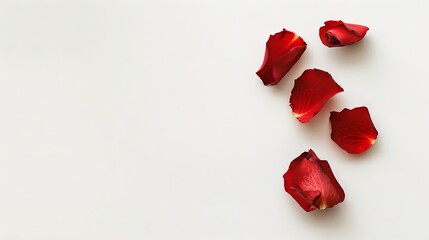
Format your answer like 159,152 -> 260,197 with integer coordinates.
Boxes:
256,22 -> 378,212
330,107 -> 378,154
256,29 -> 307,86
289,69 -> 343,123
283,149 -> 345,212
319,20 -> 369,47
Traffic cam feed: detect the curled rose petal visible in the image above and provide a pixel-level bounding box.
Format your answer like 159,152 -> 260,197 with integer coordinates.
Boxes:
330,107 -> 378,154
283,149 -> 345,212
289,68 -> 343,123
319,20 -> 369,47
256,29 -> 307,86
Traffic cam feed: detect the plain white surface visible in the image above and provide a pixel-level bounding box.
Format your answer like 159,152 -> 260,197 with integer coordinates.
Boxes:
0,0 -> 428,239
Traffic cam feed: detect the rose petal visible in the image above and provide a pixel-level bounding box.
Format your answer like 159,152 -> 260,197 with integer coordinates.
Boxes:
289,69 -> 344,123
283,149 -> 345,212
256,29 -> 307,86
330,107 -> 378,154
319,20 -> 369,47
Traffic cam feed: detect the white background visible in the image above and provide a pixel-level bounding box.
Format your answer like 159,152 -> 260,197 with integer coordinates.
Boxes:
0,0 -> 428,239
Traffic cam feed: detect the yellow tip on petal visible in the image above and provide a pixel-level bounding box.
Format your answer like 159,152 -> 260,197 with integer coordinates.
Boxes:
319,204 -> 327,210
292,112 -> 303,118
291,33 -> 299,42
369,138 -> 376,145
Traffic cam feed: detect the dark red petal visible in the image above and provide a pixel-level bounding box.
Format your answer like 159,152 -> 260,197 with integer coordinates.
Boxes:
256,29 -> 307,86
289,69 -> 343,123
319,20 -> 369,47
330,107 -> 378,154
283,149 -> 345,212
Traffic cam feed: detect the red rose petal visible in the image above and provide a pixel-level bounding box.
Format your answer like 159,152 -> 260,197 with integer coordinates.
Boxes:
289,69 -> 343,123
330,107 -> 378,154
319,20 -> 369,47
256,29 -> 307,86
283,149 -> 345,212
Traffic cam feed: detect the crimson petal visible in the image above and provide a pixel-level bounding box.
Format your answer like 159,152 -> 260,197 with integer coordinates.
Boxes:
283,149 -> 345,212
330,107 -> 378,154
289,69 -> 343,123
256,29 -> 307,86
319,20 -> 369,47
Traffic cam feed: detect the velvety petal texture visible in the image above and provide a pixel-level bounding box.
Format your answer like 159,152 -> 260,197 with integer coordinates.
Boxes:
330,107 -> 378,154
289,69 -> 343,123
319,20 -> 369,47
256,29 -> 307,86
283,149 -> 345,212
